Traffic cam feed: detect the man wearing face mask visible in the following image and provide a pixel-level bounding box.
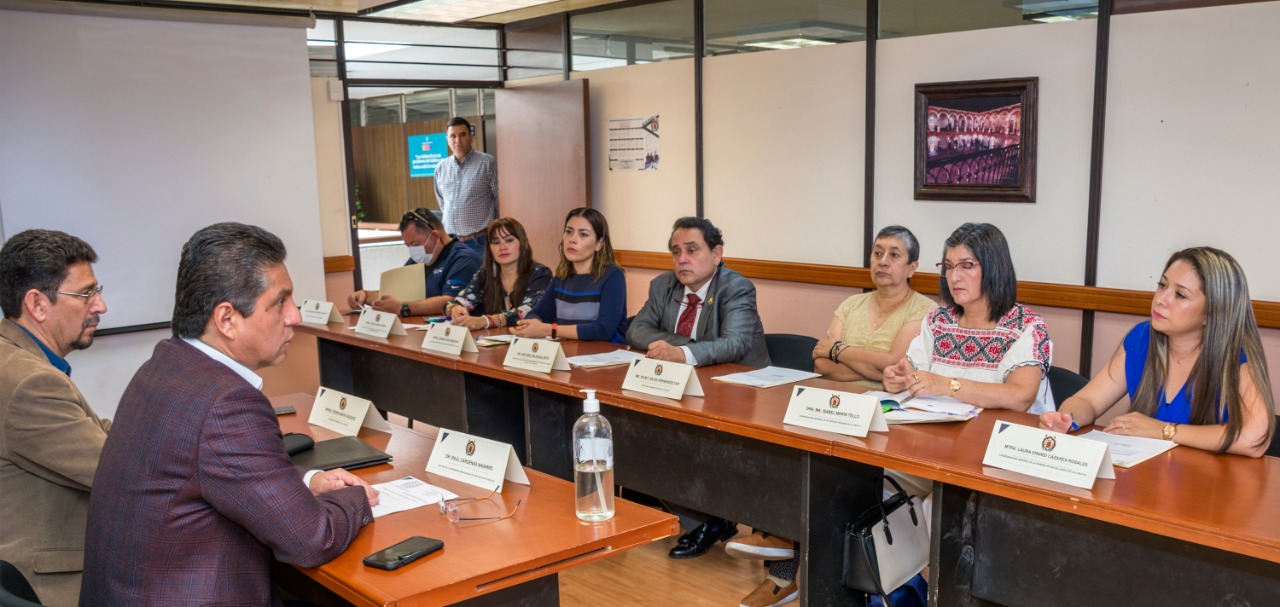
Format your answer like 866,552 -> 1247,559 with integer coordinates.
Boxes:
346,209 -> 482,318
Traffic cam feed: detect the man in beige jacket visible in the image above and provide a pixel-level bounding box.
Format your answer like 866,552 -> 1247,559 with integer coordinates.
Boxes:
0,229 -> 110,607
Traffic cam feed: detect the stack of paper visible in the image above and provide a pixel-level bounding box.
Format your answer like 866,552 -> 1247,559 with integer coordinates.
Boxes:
866,391 -> 981,424
712,366 -> 822,389
1077,430 -> 1177,468
567,349 -> 645,368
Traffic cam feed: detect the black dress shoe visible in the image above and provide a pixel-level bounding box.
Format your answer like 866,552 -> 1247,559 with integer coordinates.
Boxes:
668,517 -> 737,559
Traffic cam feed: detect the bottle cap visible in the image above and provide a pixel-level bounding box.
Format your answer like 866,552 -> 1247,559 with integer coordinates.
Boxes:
581,389 -> 600,413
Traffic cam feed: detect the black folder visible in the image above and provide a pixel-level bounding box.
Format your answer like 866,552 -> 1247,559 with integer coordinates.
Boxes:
290,436 -> 392,471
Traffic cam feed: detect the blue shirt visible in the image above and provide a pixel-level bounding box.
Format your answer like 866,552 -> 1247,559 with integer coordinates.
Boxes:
405,239 -> 482,300
527,266 -> 628,344
15,322 -> 71,376
1123,321 -> 1242,424
433,150 -> 498,236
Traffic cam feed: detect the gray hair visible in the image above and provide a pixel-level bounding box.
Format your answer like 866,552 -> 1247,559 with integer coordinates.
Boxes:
874,225 -> 921,264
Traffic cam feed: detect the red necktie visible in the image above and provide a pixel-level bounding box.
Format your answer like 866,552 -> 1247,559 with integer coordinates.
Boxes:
676,293 -> 700,338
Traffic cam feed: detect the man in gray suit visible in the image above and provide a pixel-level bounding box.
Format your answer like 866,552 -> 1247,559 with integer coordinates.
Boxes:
627,216 -> 770,368
626,217 -> 770,565
0,229 -> 110,607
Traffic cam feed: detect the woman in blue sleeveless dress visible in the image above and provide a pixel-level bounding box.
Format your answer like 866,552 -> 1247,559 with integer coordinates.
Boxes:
1042,247 -> 1275,456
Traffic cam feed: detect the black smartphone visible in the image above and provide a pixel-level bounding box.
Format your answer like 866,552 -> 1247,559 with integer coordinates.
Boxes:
362,536 -> 443,570
273,405 -> 296,415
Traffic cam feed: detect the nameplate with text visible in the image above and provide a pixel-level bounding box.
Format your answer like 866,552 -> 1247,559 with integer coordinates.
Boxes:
300,299 -> 345,325
421,322 -> 478,356
783,386 -> 887,437
982,421 -> 1115,490
308,387 -> 394,437
502,338 -> 570,373
426,428 -> 529,492
621,358 -> 704,399
354,308 -> 407,339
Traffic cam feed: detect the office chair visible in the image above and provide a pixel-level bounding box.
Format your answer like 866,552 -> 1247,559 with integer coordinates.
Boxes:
0,560 -> 42,607
1047,366 -> 1089,407
764,334 -> 818,373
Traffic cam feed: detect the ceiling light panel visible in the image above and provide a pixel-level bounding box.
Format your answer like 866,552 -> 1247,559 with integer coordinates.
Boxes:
373,0 -> 562,23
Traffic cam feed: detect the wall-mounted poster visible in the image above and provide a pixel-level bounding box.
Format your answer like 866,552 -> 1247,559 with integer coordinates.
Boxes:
915,77 -> 1038,202
608,115 -> 660,171
408,133 -> 448,178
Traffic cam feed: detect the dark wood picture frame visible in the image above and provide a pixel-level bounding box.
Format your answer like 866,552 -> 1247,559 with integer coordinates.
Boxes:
914,77 -> 1038,203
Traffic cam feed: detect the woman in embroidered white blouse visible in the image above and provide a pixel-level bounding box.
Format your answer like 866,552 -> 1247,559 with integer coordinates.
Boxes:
883,222 -> 1055,414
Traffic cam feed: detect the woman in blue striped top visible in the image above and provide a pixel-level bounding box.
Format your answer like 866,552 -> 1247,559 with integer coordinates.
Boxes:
512,208 -> 627,344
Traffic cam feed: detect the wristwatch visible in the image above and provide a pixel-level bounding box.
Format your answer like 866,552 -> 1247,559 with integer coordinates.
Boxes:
400,303 -> 411,318
1162,423 -> 1179,441
948,378 -> 961,395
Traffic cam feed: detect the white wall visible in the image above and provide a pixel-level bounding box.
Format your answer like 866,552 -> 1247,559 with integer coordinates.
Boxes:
1099,2 -> 1280,299
313,78 -> 352,258
874,19 -> 1097,281
573,60 -> 697,253
704,42 -> 866,266
0,7 -> 324,416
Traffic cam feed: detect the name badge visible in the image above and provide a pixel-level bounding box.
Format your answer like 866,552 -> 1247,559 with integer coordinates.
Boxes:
502,337 -> 570,373
782,386 -> 888,437
426,428 -> 530,492
300,299 -> 345,325
308,387 -> 395,437
621,358 -> 704,400
982,421 -> 1115,490
421,322 -> 479,356
354,308 -> 407,339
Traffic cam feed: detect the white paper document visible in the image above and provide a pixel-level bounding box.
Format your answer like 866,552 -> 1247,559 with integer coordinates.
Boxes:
1077,430 -> 1177,468
713,366 -> 821,389
866,391 -> 981,424
370,476 -> 459,518
567,349 -> 646,368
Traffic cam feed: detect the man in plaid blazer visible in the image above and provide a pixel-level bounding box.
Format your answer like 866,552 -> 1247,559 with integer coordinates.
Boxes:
81,223 -> 378,606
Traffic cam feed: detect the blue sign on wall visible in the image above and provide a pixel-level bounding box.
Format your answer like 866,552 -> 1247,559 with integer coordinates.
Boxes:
408,133 -> 447,178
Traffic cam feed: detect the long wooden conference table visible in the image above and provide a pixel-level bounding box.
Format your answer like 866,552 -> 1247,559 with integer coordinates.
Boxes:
298,319 -> 1280,606
272,393 -> 678,607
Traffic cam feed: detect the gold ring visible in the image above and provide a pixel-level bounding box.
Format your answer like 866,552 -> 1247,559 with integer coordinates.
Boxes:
912,373 -> 920,381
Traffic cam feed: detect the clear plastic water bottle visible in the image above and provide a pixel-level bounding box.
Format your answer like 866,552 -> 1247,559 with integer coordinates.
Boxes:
573,389 -> 615,522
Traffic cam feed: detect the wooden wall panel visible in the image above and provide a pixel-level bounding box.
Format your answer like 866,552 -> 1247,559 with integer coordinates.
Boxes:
615,250 -> 1280,329
495,79 -> 590,268
354,122 -> 407,224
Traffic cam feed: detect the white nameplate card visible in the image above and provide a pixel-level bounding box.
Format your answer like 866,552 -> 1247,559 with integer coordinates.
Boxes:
354,308 -> 407,338
502,337 -> 570,373
782,386 -> 888,437
426,428 -> 529,492
982,421 -> 1115,490
300,299 -> 345,325
621,358 -> 704,399
308,387 -> 395,437
421,322 -> 479,356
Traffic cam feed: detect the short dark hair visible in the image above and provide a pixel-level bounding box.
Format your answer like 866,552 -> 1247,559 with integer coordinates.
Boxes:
0,229 -> 98,319
398,208 -> 443,233
171,222 -> 287,339
874,225 -> 921,264
938,223 -> 1018,322
670,217 -> 724,250
446,117 -> 473,133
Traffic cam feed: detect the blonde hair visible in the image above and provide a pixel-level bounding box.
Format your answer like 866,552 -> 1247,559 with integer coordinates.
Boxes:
1132,247 -> 1275,453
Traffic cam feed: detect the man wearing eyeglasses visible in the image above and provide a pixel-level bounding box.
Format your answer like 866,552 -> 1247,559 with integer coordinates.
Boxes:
346,208 -> 481,318
0,229 -> 110,607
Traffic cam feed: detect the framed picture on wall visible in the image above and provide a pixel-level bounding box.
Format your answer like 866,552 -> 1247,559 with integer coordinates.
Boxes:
914,77 -> 1038,203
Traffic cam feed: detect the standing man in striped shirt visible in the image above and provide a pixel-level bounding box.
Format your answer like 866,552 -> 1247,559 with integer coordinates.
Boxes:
434,117 -> 498,255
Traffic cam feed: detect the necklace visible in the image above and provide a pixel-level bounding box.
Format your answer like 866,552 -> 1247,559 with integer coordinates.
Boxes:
869,290 -> 911,330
